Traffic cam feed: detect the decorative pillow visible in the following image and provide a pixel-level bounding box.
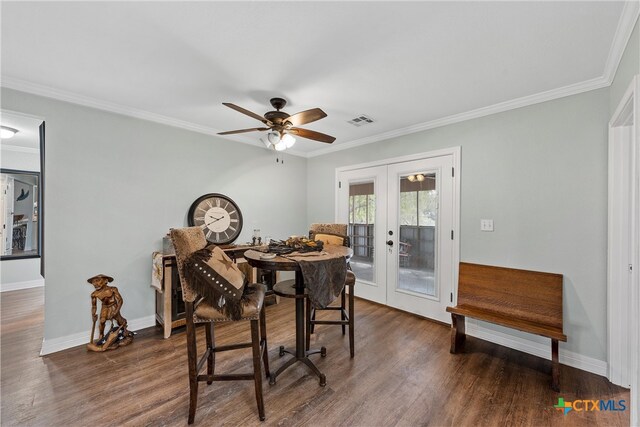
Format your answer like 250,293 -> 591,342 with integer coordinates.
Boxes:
314,233 -> 346,246
183,245 -> 249,320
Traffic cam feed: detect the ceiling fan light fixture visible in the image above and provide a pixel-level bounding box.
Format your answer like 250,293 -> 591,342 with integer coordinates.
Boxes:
416,174 -> 425,182
407,175 -> 416,182
282,133 -> 296,149
274,140 -> 287,151
267,131 -> 280,145
0,126 -> 19,139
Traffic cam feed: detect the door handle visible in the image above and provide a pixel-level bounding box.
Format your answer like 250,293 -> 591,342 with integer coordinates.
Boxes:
386,240 -> 394,246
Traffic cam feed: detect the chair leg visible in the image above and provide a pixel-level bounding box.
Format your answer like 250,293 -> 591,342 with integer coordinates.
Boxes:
259,306 -> 270,379
250,319 -> 266,421
305,297 -> 311,351
341,289 -> 346,335
551,339 -> 560,392
185,306 -> 199,425
348,285 -> 355,358
450,314 -> 466,354
310,306 -> 316,334
205,322 -> 215,385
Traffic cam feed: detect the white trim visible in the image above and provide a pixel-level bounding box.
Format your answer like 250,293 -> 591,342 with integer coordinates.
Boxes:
1,144 -> 39,154
0,278 -> 44,292
466,320 -> 608,377
310,77 -> 609,158
608,76 -> 638,391
0,76 -> 296,155
603,1 -> 640,85
335,147 -> 461,173
0,108 -> 46,122
0,72 -> 609,160
39,314 -> 156,356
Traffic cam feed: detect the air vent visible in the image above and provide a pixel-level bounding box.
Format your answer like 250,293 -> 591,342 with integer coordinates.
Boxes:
347,114 -> 375,127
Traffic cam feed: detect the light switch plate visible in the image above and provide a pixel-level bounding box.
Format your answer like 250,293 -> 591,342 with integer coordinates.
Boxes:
481,219 -> 494,232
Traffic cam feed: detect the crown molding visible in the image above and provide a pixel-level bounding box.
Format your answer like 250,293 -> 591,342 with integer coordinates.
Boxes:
603,0 -> 640,85
307,75 -> 610,158
0,76 -> 310,157
1,144 -> 39,154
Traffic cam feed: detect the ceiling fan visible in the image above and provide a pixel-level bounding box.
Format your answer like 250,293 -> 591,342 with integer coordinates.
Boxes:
218,98 -> 336,149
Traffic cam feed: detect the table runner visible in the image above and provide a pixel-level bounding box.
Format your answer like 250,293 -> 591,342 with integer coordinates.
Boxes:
285,251 -> 347,308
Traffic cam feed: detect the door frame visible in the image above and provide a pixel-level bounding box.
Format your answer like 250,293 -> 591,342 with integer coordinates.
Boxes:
607,75 -> 639,422
335,146 -> 461,306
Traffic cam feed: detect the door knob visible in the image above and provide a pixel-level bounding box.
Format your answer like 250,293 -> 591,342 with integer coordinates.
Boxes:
386,240 -> 394,246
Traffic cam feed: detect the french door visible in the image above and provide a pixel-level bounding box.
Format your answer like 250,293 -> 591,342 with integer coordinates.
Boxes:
337,151 -> 458,323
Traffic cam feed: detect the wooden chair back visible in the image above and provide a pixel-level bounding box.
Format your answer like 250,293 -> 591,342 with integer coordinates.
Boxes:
457,262 -> 563,330
309,223 -> 350,247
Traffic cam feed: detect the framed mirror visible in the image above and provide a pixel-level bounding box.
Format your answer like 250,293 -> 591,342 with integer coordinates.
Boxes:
1,169 -> 41,259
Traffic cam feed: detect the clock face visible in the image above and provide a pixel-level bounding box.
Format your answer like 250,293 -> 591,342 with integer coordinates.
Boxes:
187,194 -> 243,245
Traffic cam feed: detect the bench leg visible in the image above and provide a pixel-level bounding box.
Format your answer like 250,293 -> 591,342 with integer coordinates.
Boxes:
551,339 -> 560,391
450,314 -> 466,354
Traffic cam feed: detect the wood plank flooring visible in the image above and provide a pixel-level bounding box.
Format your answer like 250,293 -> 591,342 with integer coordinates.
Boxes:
1,287 -> 630,426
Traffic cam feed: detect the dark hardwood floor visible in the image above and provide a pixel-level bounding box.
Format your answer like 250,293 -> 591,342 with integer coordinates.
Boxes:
1,287 -> 630,426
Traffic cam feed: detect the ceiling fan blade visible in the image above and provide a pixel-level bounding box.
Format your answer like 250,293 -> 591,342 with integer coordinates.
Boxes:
222,103 -> 269,124
289,127 -> 335,144
218,127 -> 269,135
286,108 -> 327,127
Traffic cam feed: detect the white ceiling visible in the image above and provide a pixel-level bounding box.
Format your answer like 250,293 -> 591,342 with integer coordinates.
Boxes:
0,112 -> 42,151
0,2 -> 636,156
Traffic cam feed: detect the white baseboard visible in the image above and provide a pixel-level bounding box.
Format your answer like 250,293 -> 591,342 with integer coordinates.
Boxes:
466,319 -> 608,377
0,278 -> 44,292
40,315 -> 156,356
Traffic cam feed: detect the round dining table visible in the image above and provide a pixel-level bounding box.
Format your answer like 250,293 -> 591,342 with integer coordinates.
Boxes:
244,245 -> 353,386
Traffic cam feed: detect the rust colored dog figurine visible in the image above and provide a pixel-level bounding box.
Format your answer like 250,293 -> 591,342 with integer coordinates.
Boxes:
86,274 -> 134,352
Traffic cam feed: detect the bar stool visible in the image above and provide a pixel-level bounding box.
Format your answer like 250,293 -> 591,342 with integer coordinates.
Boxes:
306,223 -> 355,358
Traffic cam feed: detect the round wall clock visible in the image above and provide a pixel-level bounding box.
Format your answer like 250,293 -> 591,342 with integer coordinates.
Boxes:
187,193 -> 243,245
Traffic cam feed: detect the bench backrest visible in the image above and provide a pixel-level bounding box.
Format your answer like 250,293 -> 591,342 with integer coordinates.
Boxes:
457,262 -> 563,329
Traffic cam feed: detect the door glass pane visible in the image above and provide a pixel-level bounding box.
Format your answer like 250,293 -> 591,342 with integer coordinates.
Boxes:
397,172 -> 437,296
348,181 -> 375,283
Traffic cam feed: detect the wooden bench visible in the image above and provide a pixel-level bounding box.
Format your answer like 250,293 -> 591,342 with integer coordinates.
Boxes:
446,262 -> 567,391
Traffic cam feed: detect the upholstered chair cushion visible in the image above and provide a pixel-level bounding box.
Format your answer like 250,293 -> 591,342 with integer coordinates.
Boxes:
194,283 -> 265,323
170,227 -> 208,303
309,223 -> 350,248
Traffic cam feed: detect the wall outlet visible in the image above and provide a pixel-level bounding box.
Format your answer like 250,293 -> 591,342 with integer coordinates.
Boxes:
480,219 -> 494,232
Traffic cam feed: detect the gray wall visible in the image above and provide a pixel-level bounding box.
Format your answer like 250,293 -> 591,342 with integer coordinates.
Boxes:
307,88 -> 610,361
1,88 -> 308,340
0,149 -> 42,286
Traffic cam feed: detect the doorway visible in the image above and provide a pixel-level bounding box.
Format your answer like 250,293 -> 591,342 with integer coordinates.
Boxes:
336,148 -> 460,324
0,110 -> 45,291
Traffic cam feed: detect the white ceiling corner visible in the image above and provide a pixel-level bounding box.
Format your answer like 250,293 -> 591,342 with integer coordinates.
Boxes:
0,1 -> 636,159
